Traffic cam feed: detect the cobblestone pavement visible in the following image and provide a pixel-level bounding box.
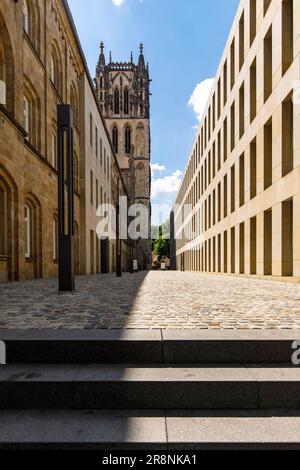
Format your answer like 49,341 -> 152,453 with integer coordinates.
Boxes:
0,271 -> 300,329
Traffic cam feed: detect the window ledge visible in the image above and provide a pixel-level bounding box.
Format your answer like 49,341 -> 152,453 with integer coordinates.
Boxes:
0,104 -> 27,137
25,257 -> 37,264
24,140 -> 59,175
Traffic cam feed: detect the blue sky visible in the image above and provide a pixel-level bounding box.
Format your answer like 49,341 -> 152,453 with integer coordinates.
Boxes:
68,0 -> 239,224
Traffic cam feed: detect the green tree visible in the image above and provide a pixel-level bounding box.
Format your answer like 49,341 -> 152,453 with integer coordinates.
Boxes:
152,220 -> 170,262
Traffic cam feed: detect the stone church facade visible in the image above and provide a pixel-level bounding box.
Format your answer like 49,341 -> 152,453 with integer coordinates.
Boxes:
0,0 -> 128,282
95,43 -> 152,270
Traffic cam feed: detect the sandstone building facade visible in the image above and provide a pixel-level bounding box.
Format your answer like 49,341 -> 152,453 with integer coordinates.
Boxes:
95,43 -> 152,270
0,0 -> 128,282
81,74 -> 129,274
172,0 -> 300,282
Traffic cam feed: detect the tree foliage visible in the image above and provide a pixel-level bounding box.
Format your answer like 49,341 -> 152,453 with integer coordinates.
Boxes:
152,219 -> 170,262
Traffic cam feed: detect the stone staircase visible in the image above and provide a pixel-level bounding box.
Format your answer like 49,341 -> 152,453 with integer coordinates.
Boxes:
0,329 -> 300,450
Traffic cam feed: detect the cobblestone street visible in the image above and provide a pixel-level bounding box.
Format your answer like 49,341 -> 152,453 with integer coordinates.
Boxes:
0,271 -> 300,329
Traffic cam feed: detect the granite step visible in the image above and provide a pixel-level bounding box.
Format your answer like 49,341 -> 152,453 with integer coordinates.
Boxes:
0,329 -> 298,364
1,364 -> 300,409
1,409 -> 300,450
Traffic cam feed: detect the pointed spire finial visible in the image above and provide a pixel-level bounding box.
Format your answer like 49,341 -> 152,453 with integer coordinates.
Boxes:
109,51 -> 112,63
138,43 -> 145,70
130,51 -> 133,63
98,41 -> 106,67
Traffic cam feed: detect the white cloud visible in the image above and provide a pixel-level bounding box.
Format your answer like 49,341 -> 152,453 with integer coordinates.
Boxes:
112,0 -> 125,6
150,163 -> 166,176
188,78 -> 214,122
112,0 -> 144,6
151,170 -> 183,199
151,202 -> 172,227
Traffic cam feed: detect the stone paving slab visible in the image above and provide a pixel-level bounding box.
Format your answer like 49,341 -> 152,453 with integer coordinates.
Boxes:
0,271 -> 299,329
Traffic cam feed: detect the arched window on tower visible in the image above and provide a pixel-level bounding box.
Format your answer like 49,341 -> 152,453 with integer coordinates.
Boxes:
112,126 -> 118,154
100,76 -> 103,89
124,126 -> 131,155
136,162 -> 145,196
136,122 -> 145,156
124,88 -> 129,115
114,88 -> 120,114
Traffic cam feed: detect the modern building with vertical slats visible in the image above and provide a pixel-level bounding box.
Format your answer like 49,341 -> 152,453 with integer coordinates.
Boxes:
172,0 -> 300,282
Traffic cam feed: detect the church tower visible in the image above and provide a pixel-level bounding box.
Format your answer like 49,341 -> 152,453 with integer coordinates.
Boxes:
95,42 -> 151,270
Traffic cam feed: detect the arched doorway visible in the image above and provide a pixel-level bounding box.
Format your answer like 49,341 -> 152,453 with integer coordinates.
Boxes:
0,165 -> 18,282
24,194 -> 42,279
101,238 -> 109,273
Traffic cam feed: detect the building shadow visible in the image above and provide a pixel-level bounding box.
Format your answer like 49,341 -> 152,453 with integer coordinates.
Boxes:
0,270 -> 170,449
0,271 -> 150,330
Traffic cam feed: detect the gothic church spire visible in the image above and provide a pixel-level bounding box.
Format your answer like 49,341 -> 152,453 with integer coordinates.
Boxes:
98,41 -> 106,67
138,42 -> 145,71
